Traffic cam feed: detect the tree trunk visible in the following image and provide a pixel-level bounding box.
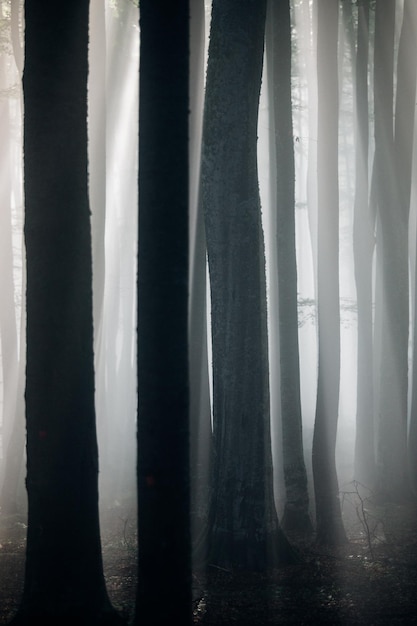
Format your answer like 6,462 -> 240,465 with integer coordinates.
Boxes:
312,0 -> 347,546
135,1 -> 192,624
352,0 -> 376,487
266,0 -> 312,536
202,0 -> 294,570
374,0 -> 414,502
394,0 -> 417,497
13,3 -> 122,623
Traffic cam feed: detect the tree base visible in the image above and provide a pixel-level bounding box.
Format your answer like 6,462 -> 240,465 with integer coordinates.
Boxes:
281,506 -> 314,537
314,515 -> 348,546
209,522 -> 299,572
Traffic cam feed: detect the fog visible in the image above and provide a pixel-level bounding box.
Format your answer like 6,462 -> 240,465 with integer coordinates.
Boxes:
0,0 -> 416,555
88,0 -> 139,509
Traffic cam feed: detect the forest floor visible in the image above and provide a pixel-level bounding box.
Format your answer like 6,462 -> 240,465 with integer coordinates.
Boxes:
0,491 -> 416,625
0,502 -> 138,624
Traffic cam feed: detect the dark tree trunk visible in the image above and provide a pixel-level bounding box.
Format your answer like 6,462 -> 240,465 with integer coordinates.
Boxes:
13,3 -> 122,624
312,0 -> 347,546
266,0 -> 312,536
352,0 -> 376,487
135,1 -> 191,624
202,0 -> 294,571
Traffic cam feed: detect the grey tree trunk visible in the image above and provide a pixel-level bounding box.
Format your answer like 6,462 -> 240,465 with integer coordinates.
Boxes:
395,0 -> 417,497
352,0 -> 376,487
374,0 -> 415,502
266,0 -> 312,536
312,0 -> 347,546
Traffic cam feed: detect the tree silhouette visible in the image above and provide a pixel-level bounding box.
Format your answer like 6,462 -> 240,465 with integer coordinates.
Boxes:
135,1 -> 191,624
11,3 -> 123,624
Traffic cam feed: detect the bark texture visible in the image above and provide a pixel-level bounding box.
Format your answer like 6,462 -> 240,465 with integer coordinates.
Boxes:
202,0 -> 294,570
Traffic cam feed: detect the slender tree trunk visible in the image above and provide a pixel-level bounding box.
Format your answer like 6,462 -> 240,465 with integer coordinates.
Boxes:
135,1 -> 191,624
300,0 -> 318,275
352,0 -> 376,487
266,0 -> 312,536
394,0 -> 417,496
374,0 -> 414,502
312,0 -> 347,546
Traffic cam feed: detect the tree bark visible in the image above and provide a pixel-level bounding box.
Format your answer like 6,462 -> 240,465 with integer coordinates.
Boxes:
202,0 -> 294,570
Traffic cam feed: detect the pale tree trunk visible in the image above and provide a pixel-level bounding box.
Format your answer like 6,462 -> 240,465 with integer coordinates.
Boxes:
374,0 -> 415,502
352,0 -> 376,487
394,0 -> 417,497
312,0 -> 347,546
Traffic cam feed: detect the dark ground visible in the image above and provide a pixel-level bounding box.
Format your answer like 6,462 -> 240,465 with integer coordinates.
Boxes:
1,492 -> 416,625
0,503 -> 138,625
